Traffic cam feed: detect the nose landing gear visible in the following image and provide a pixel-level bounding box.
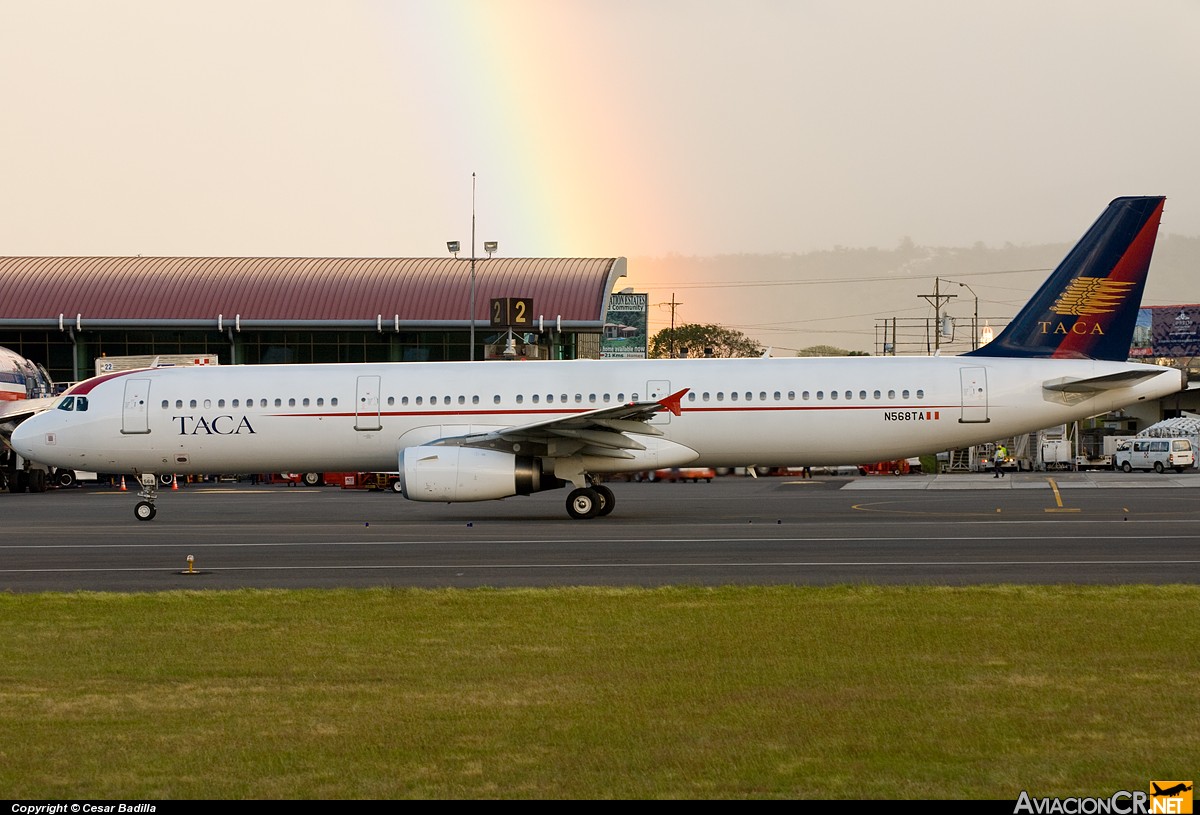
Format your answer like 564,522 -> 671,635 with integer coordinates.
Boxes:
134,473 -> 159,521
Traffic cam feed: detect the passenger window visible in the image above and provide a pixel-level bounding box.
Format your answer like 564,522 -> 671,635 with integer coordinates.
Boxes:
177,400 -> 184,409
288,398 -> 296,407
830,391 -> 838,400
717,392 -> 724,401
844,391 -> 852,400
702,392 -> 710,401
787,391 -> 795,400
317,398 -> 325,407
816,391 -> 824,400
759,392 -> 766,400
274,398 -> 282,407
218,399 -> 225,408
232,399 -> 240,408
330,397 -> 338,407
731,392 -> 739,401
305,398 -> 311,407
603,393 -> 611,402
458,396 -> 465,405
416,396 -> 423,405
493,395 -> 500,405
203,399 -> 212,409
532,395 -> 540,404
859,391 -> 867,400
260,399 -> 268,408
873,390 -> 881,399
773,391 -> 781,400
916,389 -> 925,399
190,400 -> 198,408
802,391 -> 810,400
161,400 -> 169,409
472,395 -> 479,405
902,390 -> 910,399
888,390 -> 896,399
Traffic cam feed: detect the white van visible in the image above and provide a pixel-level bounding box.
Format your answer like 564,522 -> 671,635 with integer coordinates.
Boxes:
1112,438 -> 1195,473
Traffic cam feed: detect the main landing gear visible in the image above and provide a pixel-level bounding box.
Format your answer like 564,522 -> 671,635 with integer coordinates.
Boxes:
134,473 -> 158,521
565,483 -> 615,520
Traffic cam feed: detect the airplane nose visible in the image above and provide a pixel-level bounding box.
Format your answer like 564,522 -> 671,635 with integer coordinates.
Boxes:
10,418 -> 44,459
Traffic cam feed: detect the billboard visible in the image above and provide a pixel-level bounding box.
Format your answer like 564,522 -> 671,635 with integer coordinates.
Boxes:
601,293 -> 649,359
1129,305 -> 1200,358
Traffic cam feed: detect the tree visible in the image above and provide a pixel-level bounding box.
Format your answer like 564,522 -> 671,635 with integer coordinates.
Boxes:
796,345 -> 870,357
649,324 -> 764,359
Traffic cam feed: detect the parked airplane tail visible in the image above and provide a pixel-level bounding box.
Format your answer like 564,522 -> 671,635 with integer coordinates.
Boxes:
967,195 -> 1165,361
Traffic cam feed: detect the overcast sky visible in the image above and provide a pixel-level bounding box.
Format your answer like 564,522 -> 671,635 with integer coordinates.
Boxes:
3,1 -> 1197,315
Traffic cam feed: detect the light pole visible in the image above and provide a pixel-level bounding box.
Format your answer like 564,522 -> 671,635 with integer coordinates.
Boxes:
945,280 -> 980,350
447,173 -> 496,361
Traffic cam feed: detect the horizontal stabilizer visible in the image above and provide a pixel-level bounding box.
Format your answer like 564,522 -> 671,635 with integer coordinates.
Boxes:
1042,370 -> 1166,393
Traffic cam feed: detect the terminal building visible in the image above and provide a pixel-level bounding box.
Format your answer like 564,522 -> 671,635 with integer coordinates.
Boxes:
1,255 -> 1197,475
0,255 -> 630,385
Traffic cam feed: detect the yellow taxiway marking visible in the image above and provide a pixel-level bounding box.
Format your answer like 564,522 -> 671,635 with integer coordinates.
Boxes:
1045,478 -> 1081,513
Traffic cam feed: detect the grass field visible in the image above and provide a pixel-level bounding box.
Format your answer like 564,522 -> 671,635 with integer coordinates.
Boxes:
0,584 -> 1195,799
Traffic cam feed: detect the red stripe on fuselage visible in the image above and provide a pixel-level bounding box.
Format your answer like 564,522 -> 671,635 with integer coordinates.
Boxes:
65,368 -> 153,395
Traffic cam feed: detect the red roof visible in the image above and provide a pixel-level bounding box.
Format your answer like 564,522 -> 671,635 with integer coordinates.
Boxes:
0,256 -> 627,326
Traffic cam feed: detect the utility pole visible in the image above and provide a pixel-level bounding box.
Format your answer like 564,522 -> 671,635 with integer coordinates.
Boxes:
919,278 -> 957,354
669,293 -> 681,357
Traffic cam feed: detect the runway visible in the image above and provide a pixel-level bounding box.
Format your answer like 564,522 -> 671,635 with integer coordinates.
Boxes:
3,471 -> 1199,592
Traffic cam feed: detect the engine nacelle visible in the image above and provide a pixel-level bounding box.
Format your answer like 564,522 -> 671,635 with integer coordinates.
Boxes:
398,446 -> 563,502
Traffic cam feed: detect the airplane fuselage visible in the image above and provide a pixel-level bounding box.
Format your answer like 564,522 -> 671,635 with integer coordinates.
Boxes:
15,355 -> 1183,477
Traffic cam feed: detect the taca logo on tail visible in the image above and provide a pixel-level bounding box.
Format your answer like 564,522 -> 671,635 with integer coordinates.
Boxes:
967,196 -> 1165,361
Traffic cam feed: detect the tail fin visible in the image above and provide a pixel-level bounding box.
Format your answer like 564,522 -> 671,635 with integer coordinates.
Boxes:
967,196 -> 1165,361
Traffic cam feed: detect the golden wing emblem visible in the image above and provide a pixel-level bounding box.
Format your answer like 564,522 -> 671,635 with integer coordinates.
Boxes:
1051,279 -> 1135,316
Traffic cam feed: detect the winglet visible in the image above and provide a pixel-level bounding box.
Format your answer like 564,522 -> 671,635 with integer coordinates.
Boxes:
658,388 -> 689,417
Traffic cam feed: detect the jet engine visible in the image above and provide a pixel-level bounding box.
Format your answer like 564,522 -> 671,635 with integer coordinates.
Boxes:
398,446 -> 564,502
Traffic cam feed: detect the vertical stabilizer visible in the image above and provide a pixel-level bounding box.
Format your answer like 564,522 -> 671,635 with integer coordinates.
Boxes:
967,196 -> 1165,361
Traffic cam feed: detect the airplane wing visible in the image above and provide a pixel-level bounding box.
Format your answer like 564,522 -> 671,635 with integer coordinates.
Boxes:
427,388 -> 690,461
0,396 -> 61,440
1042,370 -> 1173,393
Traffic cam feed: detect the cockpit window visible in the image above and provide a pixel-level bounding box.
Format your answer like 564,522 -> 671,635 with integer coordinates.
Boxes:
76,396 -> 88,412
57,396 -> 74,411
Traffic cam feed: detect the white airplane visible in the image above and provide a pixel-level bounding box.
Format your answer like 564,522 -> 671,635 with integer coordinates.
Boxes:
10,196 -> 1185,521
0,345 -> 63,492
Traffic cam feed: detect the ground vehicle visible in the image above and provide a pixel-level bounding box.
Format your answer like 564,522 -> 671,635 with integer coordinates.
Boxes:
1112,438 -> 1195,473
637,467 -> 716,483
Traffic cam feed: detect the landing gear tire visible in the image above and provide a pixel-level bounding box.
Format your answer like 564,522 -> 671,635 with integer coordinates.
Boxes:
134,501 -> 157,521
302,472 -> 322,487
594,484 -> 615,517
28,470 -> 48,493
57,469 -> 76,488
566,487 -> 601,520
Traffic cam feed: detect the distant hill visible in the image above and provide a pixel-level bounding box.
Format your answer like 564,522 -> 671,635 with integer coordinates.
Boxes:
627,233 -> 1200,355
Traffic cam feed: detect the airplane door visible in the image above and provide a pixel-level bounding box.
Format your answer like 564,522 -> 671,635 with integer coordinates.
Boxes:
121,378 -> 151,434
646,380 -> 672,426
355,375 -> 382,431
959,367 -> 989,423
